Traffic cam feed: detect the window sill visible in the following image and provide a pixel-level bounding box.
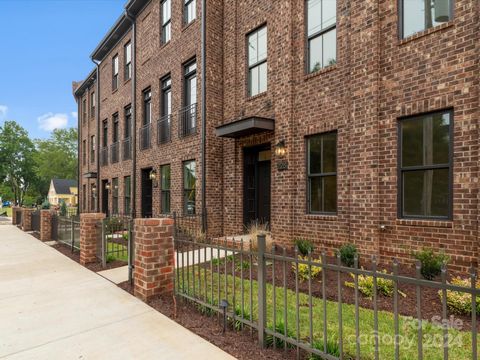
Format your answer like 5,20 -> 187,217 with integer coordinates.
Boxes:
304,64 -> 337,81
124,78 -> 131,86
182,19 -> 197,33
112,88 -> 118,95
246,91 -> 268,102
305,213 -> 338,221
396,218 -> 453,228
160,41 -> 171,50
398,21 -> 454,46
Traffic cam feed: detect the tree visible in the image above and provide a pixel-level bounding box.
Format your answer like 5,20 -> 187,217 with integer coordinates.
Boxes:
34,128 -> 78,197
0,121 -> 37,206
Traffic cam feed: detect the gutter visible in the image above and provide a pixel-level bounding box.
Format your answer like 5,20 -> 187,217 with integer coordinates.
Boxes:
92,59 -> 101,212
76,95 -> 81,213
201,0 -> 207,232
125,9 -> 137,219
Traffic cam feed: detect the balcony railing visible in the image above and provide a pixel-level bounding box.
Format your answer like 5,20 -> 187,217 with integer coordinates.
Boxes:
157,114 -> 171,145
178,103 -> 197,138
122,138 -> 132,161
139,123 -> 152,150
110,142 -> 119,164
100,147 -> 108,167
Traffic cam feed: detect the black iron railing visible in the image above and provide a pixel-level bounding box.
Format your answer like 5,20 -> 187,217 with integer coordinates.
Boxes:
139,123 -> 152,150
178,103 -> 197,138
110,142 -> 119,164
101,147 -> 108,166
122,138 -> 132,160
157,114 -> 171,144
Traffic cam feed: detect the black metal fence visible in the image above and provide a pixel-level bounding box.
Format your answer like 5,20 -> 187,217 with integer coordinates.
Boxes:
110,142 -> 119,164
174,234 -> 480,360
157,114 -> 171,144
52,214 -> 80,251
14,208 -> 22,225
31,210 -> 40,232
122,137 -> 132,160
101,146 -> 108,166
139,123 -> 152,150
178,103 -> 197,137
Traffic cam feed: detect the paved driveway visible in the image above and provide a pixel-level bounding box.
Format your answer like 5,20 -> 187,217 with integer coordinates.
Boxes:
0,225 -> 235,360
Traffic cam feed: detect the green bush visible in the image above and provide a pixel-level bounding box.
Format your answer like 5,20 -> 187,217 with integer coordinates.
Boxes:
106,254 -> 116,263
59,201 -> 67,216
41,200 -> 51,210
292,257 -> 322,282
265,321 -> 295,349
339,243 -> 358,267
309,338 -> 342,359
105,217 -> 122,233
440,277 -> 480,315
345,270 -> 406,299
294,238 -> 314,256
413,248 -> 449,280
231,305 -> 252,331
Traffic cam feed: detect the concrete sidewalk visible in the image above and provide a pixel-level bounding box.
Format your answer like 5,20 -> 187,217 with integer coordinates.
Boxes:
0,225 -> 235,360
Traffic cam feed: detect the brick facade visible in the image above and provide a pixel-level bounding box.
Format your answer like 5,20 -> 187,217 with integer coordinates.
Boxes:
21,208 -> 34,232
75,0 -> 480,271
79,213 -> 105,265
133,218 -> 174,301
40,210 -> 53,241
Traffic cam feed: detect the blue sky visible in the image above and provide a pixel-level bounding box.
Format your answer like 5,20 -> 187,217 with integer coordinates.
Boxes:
0,0 -> 125,139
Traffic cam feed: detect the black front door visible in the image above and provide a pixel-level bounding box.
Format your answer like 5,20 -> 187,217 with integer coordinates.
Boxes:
101,179 -> 109,216
243,145 -> 271,227
141,168 -> 153,218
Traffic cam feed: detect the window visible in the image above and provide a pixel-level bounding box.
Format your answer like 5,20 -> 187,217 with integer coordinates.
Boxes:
161,164 -> 171,214
181,61 -> 197,136
90,135 -> 95,163
90,91 -> 95,117
112,178 -> 119,215
102,120 -> 108,147
124,106 -> 131,139
82,184 -> 86,211
82,99 -> 87,122
184,0 -> 196,25
307,132 -> 337,213
124,42 -> 132,81
143,88 -> 152,125
183,160 -> 196,215
306,0 -> 336,73
82,140 -> 86,166
399,110 -> 452,219
124,176 -> 131,215
184,61 -> 197,106
161,0 -> 171,44
401,0 -> 452,38
247,26 -> 267,97
162,76 -> 172,117
112,54 -> 119,90
90,183 -> 95,211
112,113 -> 119,143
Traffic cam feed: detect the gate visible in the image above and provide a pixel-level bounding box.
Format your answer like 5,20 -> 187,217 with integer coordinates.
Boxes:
31,210 -> 40,232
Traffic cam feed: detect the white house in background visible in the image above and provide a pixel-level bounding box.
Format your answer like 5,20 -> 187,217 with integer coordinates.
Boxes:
48,179 -> 78,206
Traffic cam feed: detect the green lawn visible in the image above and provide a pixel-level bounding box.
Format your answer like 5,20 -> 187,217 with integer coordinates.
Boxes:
105,241 -> 128,262
3,207 -> 12,217
177,268 -> 477,360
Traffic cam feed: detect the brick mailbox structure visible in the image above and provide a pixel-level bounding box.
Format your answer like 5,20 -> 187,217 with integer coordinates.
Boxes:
40,210 -> 53,241
79,213 -> 105,265
21,208 -> 35,232
134,218 -> 174,301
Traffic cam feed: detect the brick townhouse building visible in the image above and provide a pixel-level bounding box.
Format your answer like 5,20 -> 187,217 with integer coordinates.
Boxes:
74,0 -> 480,270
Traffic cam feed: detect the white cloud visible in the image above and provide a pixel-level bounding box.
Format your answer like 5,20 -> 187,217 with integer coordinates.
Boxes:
37,112 -> 69,131
71,112 -> 78,119
0,105 -> 8,119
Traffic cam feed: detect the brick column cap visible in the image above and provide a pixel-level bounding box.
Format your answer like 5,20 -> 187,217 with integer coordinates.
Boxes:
134,218 -> 173,226
80,213 -> 106,220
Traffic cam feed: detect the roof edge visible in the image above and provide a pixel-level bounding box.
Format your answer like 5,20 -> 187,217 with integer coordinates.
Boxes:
74,68 -> 97,97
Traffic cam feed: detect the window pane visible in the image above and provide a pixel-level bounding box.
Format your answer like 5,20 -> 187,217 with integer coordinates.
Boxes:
309,135 -> 322,174
248,32 -> 258,66
323,175 -> 337,212
309,36 -> 322,72
258,62 -> 267,94
307,0 -> 322,36
161,165 -> 171,189
257,27 -> 267,62
322,0 -> 336,29
322,132 -> 336,173
125,43 -> 131,63
249,66 -> 259,96
403,0 -> 450,38
432,112 -> 450,165
309,177 -> 322,212
403,169 -> 449,217
402,117 -> 424,167
323,28 -> 336,66
163,23 -> 171,43
184,161 -> 196,188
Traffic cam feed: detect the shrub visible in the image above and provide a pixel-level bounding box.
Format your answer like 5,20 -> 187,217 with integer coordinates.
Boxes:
292,257 -> 322,282
41,200 -> 51,210
345,270 -> 406,299
413,248 -> 449,280
294,238 -> 314,256
106,254 -> 116,263
265,321 -> 295,349
105,217 -> 122,233
440,277 -> 480,315
339,243 -> 358,267
236,261 -> 250,271
230,305 -> 252,331
59,201 -> 67,216
247,220 -> 273,251
309,338 -> 343,359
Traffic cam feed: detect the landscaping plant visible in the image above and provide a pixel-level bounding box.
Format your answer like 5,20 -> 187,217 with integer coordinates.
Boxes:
339,243 -> 358,267
59,201 -> 67,216
294,238 -> 314,257
440,277 -> 480,315
292,257 -> 322,282
265,321 -> 295,349
246,220 -> 273,251
309,338 -> 346,359
413,248 -> 450,280
345,270 -> 406,299
41,200 -> 51,210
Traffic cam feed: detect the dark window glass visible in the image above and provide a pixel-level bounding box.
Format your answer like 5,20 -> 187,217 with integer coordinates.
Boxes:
143,89 -> 152,125
82,140 -> 86,165
124,42 -> 132,80
162,77 -> 172,116
112,178 -> 119,215
124,106 -> 131,139
90,92 -> 95,117
161,164 -> 171,214
399,110 -> 452,218
401,0 -> 452,38
184,61 -> 197,106
162,0 -> 171,43
248,26 -> 267,96
112,55 -> 119,90
124,176 -> 131,215
82,99 -> 87,122
102,120 -> 108,147
112,113 -> 119,143
183,160 -> 196,215
184,0 -> 196,24
90,135 -> 95,163
308,132 -> 337,213
307,0 -> 337,73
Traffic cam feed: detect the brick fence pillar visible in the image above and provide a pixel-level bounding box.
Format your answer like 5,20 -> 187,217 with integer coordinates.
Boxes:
22,208 -> 34,231
80,213 -> 105,265
134,218 -> 174,301
40,210 -> 53,241
11,206 -> 19,225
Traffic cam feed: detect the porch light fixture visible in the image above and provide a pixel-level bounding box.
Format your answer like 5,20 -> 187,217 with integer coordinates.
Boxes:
105,182 -> 111,191
149,169 -> 159,188
92,185 -> 97,195
274,140 -> 286,157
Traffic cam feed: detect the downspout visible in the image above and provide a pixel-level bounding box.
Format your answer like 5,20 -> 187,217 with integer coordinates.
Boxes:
92,59 -> 101,213
76,94 -> 81,214
126,9 -> 137,219
201,0 -> 207,231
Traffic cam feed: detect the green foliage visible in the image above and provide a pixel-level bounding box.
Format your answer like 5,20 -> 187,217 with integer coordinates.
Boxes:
265,321 -> 295,349
413,248 -> 450,280
292,257 -> 322,282
294,238 -> 314,257
59,201 -> 67,216
106,254 -> 116,263
309,338 -> 341,359
339,243 -> 358,267
230,305 -> 252,331
104,217 -> 123,233
440,277 -> 480,315
41,200 -> 51,210
345,270 -> 406,299
236,261 -> 250,271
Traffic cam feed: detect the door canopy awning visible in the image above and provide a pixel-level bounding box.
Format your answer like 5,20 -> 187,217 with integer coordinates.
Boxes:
215,116 -> 274,138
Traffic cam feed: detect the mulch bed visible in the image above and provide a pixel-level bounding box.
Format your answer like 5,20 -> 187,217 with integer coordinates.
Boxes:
117,281 -> 295,360
197,252 -> 479,332
49,242 -> 127,272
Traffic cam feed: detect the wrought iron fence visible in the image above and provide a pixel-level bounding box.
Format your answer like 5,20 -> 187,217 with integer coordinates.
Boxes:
54,215 -> 80,251
139,123 -> 152,150
14,208 -> 22,225
173,234 -> 480,360
101,146 -> 109,166
122,137 -> 132,160
178,103 -> 197,137
31,210 -> 40,232
157,114 -> 171,144
110,142 -> 120,164
173,212 -> 206,244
